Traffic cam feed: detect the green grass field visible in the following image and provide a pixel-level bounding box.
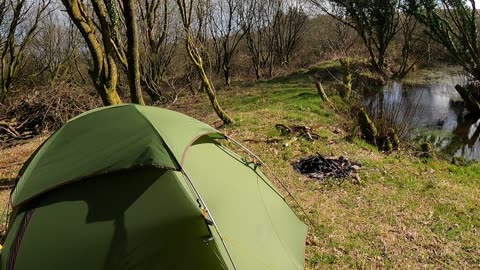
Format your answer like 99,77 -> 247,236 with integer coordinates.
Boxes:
1,65 -> 479,269
171,69 -> 480,269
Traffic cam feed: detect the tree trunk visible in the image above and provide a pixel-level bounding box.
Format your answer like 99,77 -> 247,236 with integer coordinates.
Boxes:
358,108 -> 378,144
185,38 -> 233,124
223,65 -> 231,86
455,84 -> 480,116
97,82 -> 122,105
254,64 -> 260,80
0,85 -> 7,102
268,57 -> 273,78
315,81 -> 336,111
339,58 -> 352,100
123,0 -> 145,105
199,67 -> 233,124
176,0 -> 233,125
62,0 -> 122,106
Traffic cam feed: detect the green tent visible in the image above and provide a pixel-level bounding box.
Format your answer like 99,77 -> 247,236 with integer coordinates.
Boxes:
1,104 -> 307,270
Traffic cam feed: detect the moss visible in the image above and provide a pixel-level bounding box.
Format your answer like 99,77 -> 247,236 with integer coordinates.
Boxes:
420,141 -> 435,158
401,65 -> 462,86
383,136 -> 393,151
307,59 -> 343,81
355,71 -> 385,87
358,108 -> 377,144
388,128 -> 400,150
339,58 -> 353,100
307,57 -> 371,84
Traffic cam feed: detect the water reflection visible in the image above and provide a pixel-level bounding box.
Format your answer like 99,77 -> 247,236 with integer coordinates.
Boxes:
364,80 -> 480,160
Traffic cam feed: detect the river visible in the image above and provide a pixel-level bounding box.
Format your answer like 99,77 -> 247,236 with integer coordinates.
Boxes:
364,76 -> 480,161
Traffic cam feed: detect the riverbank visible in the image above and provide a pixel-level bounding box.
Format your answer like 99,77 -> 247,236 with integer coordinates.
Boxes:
1,65 -> 479,269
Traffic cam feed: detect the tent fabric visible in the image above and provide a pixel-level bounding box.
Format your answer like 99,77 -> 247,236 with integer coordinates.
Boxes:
2,104 -> 307,270
3,168 -> 228,270
12,104 -> 222,207
183,136 -> 307,269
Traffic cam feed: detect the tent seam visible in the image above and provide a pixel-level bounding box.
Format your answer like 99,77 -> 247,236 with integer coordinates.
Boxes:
12,164 -> 175,208
6,208 -> 35,270
133,106 -> 182,169
179,132 -> 225,166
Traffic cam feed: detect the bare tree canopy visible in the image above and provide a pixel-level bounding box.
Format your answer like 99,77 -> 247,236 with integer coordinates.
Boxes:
176,0 -> 234,124
139,0 -> 179,101
0,0 -> 52,101
208,0 -> 246,86
272,3 -> 308,65
311,0 -> 400,73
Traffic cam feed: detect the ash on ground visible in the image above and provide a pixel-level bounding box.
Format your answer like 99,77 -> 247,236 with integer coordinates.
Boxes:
292,153 -> 361,181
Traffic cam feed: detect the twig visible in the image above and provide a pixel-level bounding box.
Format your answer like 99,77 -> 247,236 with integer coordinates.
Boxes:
243,138 -> 281,144
0,126 -> 18,138
0,162 -> 23,169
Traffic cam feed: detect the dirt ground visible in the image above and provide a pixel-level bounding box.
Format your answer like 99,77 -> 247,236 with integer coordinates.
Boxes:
0,136 -> 48,209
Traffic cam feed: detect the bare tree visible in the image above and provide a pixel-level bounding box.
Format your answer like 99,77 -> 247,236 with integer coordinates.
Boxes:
240,0 -> 277,79
60,0 -> 122,105
0,0 -> 52,101
272,2 -> 308,65
29,10 -> 81,83
392,11 -> 424,79
208,0 -> 246,86
138,0 -> 179,101
60,0 -> 148,105
407,0 -> 480,115
324,14 -> 359,58
312,0 -> 401,73
176,0 -> 234,124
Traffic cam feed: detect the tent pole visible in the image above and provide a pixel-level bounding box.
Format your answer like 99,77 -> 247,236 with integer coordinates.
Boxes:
180,169 -> 238,270
224,135 -> 317,229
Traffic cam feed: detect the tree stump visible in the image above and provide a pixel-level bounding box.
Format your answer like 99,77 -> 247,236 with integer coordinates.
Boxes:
357,108 -> 377,144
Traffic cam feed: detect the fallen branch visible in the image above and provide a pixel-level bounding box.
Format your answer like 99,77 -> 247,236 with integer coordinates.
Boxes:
0,161 -> 24,169
275,124 -> 321,141
0,126 -> 18,138
315,81 -> 337,111
0,82 -> 101,145
243,138 -> 282,144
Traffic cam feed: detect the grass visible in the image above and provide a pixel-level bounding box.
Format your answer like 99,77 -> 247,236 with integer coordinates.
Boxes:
171,70 -> 480,269
401,64 -> 464,86
1,67 -> 480,269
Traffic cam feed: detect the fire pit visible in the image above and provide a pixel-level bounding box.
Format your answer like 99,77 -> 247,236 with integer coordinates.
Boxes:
292,152 -> 361,180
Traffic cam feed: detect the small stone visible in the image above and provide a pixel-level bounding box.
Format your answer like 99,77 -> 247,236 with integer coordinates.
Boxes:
350,165 -> 361,171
